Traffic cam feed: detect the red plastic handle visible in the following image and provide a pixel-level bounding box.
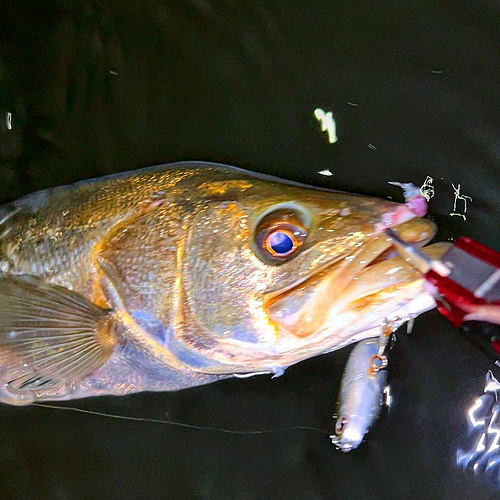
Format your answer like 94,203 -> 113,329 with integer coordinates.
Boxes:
426,270 -> 500,328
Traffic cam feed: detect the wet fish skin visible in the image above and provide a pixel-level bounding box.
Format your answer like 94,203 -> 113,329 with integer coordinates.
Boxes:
0,161 -> 443,405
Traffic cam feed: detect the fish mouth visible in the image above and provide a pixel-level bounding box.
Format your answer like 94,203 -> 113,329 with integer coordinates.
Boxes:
265,218 -> 445,342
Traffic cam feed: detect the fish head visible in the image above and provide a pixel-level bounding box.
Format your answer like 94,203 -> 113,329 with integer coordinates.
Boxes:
178,170 -> 448,371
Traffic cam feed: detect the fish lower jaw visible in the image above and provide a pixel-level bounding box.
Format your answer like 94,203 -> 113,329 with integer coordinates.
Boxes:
164,288 -> 437,379
206,293 -> 437,381
331,292 -> 437,350
264,291 -> 437,368
208,291 -> 437,378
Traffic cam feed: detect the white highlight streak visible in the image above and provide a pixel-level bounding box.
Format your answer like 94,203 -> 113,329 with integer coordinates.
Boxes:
318,169 -> 333,176
468,398 -> 486,428
383,385 -> 392,407
474,270 -> 500,299
314,108 -> 337,144
450,183 -> 472,221
487,408 -> 500,453
420,176 -> 435,201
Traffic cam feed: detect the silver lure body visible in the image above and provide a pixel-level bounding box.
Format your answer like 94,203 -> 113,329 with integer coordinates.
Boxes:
332,338 -> 388,451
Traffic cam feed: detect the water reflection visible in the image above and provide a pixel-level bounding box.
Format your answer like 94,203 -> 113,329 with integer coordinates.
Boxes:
5,112 -> 12,130
457,371 -> 500,484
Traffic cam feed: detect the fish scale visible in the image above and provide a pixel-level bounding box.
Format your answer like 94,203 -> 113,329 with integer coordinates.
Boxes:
0,162 -> 445,404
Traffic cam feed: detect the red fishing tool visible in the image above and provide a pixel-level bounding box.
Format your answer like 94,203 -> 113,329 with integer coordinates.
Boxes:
385,229 -> 500,354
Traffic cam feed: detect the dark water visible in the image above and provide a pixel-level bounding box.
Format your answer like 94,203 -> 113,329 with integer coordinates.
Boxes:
1,1 -> 500,499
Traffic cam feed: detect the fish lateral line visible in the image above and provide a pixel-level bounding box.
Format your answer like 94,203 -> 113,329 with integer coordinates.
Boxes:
29,402 -> 331,436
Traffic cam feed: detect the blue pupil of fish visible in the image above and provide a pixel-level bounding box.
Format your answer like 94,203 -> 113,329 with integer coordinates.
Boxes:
265,230 -> 297,257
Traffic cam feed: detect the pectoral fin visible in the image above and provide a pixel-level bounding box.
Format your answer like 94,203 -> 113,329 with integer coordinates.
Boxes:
0,276 -> 117,392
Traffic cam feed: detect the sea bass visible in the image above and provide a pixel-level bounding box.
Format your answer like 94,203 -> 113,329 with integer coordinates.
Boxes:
0,162 -> 446,405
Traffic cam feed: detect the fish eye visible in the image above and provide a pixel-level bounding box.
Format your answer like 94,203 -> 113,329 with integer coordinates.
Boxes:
255,210 -> 307,263
264,229 -> 298,257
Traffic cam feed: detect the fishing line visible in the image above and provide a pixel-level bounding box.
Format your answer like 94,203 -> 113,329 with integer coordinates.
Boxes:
31,403 -> 332,436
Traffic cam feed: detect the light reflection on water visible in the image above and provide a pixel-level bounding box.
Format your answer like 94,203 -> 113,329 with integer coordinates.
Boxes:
456,371 -> 500,485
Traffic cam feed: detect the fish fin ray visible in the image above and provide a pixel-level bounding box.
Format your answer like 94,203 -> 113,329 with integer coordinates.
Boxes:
0,275 -> 117,391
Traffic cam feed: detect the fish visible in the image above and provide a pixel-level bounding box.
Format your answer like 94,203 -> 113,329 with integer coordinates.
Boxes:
331,337 -> 389,452
0,161 -> 448,405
